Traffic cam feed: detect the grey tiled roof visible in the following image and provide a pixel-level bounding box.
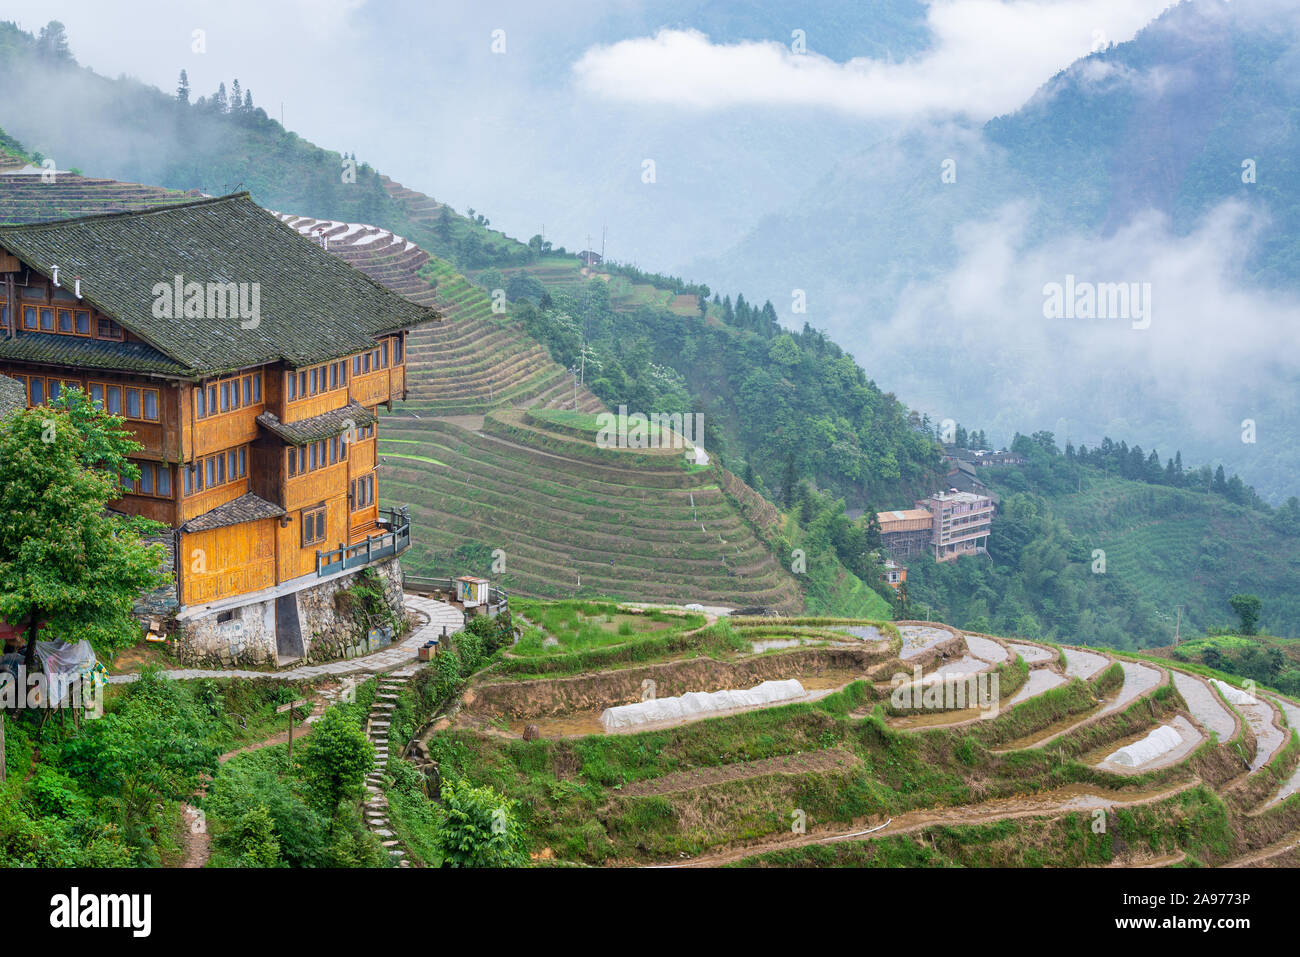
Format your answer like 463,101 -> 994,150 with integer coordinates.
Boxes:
0,330 -> 189,374
257,400 -> 376,446
0,193 -> 439,377
180,492 -> 287,532
0,372 -> 24,414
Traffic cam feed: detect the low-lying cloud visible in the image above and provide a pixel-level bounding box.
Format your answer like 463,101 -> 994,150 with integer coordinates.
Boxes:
854,199 -> 1300,491
573,0 -> 1176,120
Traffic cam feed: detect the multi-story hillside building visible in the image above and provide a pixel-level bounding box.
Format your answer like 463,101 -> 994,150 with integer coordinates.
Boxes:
0,193 -> 439,664
878,490 -> 996,564
920,490 -> 994,562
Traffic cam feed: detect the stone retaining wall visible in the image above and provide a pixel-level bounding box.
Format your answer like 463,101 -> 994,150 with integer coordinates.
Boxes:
176,558 -> 406,666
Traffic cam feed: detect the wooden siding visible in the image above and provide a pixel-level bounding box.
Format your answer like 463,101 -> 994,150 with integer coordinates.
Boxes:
276,492 -> 349,581
180,519 -> 277,606
349,368 -> 393,407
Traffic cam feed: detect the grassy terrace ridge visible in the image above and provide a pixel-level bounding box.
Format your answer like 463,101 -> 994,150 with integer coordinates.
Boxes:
421,603 -> 1300,866
0,172 -> 201,224
378,414 -> 803,611
272,210 -> 603,417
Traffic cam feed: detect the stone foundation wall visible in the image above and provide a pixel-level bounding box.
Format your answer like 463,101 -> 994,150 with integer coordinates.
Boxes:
176,557 -> 406,667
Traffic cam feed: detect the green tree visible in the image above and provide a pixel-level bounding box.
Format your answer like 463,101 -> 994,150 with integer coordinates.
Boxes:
176,69 -> 190,104
233,805 -> 282,867
36,21 -> 73,61
1228,593 -> 1262,636
298,705 -> 374,818
434,779 -> 526,867
0,401 -> 166,668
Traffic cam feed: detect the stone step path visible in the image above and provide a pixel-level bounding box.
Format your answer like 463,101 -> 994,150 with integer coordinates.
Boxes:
363,664 -> 423,867
107,595 -> 464,685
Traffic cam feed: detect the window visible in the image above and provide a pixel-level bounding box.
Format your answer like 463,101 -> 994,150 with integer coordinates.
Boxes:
125,388 -> 142,419
310,367 -> 319,395
22,306 -> 36,330
106,385 -> 122,415
352,355 -> 361,376
195,372 -> 258,419
96,317 -> 123,340
89,383 -> 104,407
128,462 -> 173,499
40,307 -> 54,331
47,379 -> 61,402
287,438 -> 343,478
351,474 -> 375,511
380,341 -> 389,369
28,377 -> 44,406
187,446 -> 247,495
302,505 -> 327,546
329,363 -> 338,390
287,371 -> 298,401
75,310 -> 91,335
393,336 -> 404,365
143,389 -> 159,421
57,308 -> 73,333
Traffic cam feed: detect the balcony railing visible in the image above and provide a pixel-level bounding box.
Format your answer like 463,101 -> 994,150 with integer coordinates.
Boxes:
316,505 -> 411,577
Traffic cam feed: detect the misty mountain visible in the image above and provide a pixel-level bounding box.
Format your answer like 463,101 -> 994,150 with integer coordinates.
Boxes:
687,0 -> 1300,502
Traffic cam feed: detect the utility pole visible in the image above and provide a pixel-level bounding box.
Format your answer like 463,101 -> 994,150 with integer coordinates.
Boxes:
1174,604 -> 1184,644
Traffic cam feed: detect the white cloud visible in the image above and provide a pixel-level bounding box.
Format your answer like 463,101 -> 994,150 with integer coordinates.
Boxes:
573,0 -> 1175,120
863,199 -> 1300,470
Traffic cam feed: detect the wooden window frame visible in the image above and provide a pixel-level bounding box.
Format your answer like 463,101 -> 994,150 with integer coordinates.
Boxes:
302,505 -> 327,547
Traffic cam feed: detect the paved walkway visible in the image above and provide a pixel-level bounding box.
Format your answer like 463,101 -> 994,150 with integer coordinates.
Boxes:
107,595 -> 464,684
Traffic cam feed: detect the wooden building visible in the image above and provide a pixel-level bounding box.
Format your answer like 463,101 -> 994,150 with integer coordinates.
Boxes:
876,508 -> 935,559
0,194 -> 439,664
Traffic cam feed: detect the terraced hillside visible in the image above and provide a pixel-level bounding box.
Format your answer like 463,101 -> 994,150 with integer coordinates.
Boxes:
0,172 -> 198,224
274,212 -> 603,417
1011,475 -> 1300,638
422,605 -> 1300,868
380,409 -> 803,612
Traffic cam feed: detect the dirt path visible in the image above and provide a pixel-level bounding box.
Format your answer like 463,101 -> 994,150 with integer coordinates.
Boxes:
176,695 -> 330,869
179,804 -> 211,869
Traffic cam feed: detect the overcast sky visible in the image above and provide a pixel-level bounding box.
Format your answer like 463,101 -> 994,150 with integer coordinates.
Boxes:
3,0 -> 1175,264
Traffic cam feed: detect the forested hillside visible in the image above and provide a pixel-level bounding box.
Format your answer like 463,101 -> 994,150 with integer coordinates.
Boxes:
906,433 -> 1300,647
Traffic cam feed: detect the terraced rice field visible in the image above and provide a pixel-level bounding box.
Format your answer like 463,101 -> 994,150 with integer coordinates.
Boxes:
378,412 -> 802,610
0,173 -> 199,224
426,611 -> 1300,867
273,212 -> 603,418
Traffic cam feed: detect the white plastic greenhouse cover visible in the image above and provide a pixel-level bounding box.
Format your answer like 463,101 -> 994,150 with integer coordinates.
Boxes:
1107,724 -> 1183,767
600,679 -> 806,732
1211,679 -> 1255,706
